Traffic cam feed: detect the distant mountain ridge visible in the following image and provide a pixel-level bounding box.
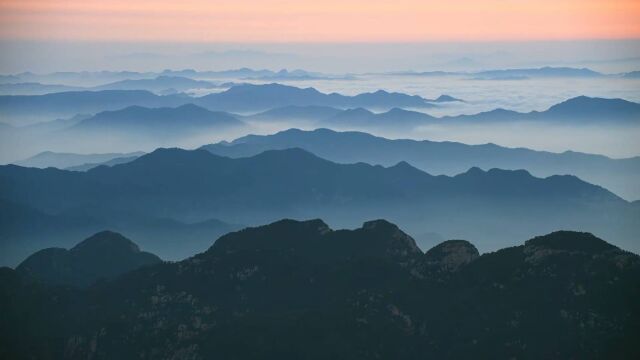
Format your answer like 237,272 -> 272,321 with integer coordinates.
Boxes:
246,95 -> 640,127
1,82 -> 636,125
448,96 -> 640,123
91,75 -> 220,93
0,89 -> 186,122
0,197 -> 241,267
202,128 -> 640,200
65,155 -> 141,171
194,83 -> 437,112
0,84 -> 444,122
472,66 -> 603,79
15,150 -> 145,169
0,147 -> 637,256
69,103 -> 244,136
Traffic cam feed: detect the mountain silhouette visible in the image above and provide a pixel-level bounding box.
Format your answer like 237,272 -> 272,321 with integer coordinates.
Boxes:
92,75 -> 219,93
1,220 -> 638,359
0,197 -> 241,267
15,150 -> 144,169
448,96 -> 640,124
16,231 -> 161,287
249,105 -> 343,122
430,94 -> 464,102
0,82 -> 83,96
473,66 -> 603,79
192,83 -> 436,111
0,147 -> 637,256
246,96 -> 640,127
202,128 -> 640,200
326,107 -> 437,128
69,104 -> 244,136
0,89 -> 186,121
2,84 -> 636,125
64,155 -> 141,171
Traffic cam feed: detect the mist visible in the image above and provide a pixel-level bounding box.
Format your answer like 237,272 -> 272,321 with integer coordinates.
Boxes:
2,39 -> 640,74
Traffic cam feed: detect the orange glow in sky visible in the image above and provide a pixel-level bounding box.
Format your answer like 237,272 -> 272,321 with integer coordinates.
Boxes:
0,0 -> 639,42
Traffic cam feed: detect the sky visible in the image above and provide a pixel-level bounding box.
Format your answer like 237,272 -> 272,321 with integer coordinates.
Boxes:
0,0 -> 639,43
0,1 -> 639,73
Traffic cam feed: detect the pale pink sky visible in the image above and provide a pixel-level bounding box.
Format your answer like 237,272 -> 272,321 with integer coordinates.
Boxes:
0,0 -> 639,42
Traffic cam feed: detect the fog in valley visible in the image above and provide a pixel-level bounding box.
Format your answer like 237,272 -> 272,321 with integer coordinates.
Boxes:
2,74 -> 640,165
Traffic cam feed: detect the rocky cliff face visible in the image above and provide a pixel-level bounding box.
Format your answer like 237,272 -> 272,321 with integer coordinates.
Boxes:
424,239 -> 479,271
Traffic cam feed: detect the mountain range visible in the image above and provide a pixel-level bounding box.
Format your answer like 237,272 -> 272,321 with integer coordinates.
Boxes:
193,83 -> 437,112
471,66 -> 603,80
0,76 -> 219,96
0,66 -> 616,87
0,197 -> 241,267
397,66 -> 608,79
0,90 -> 186,123
16,230 -> 161,287
15,151 -> 145,169
91,76 -> 220,94
202,128 -> 640,200
0,84 -> 444,123
0,69 -> 277,85
1,219 -> 638,358
247,96 -> 640,127
446,96 -> 640,124
68,104 -> 244,137
0,147 -> 637,265
1,82 -> 637,127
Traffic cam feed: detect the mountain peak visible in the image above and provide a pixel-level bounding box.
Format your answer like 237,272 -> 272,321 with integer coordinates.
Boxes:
362,219 -> 399,231
424,240 -> 479,271
16,231 -> 161,287
71,230 -> 141,255
359,219 -> 422,259
524,231 -> 617,255
210,218 -> 332,255
544,96 -> 640,121
208,218 -> 421,264
434,94 -> 463,102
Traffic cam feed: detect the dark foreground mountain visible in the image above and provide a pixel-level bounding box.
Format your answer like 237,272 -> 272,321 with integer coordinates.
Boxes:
16,231 -> 161,287
202,128 -> 640,200
0,147 -> 638,260
0,219 -> 638,359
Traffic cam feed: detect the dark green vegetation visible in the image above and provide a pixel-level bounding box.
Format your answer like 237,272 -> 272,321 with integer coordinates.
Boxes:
16,231 -> 161,287
1,219 -> 638,359
1,147 -> 638,266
